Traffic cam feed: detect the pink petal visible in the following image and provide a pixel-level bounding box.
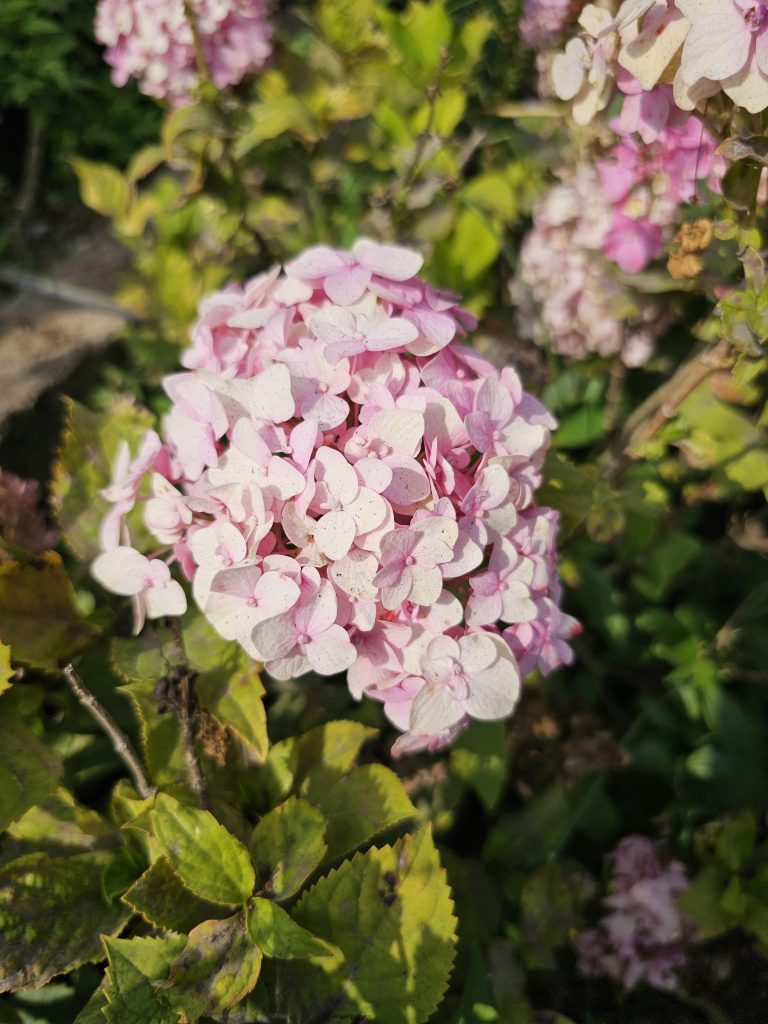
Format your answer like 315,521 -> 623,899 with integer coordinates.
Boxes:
354,458 -> 393,493
353,240 -> 424,280
328,549 -> 379,599
305,623 -> 356,675
383,458 -> 431,507
410,681 -> 464,734
254,572 -> 301,618
309,306 -> 358,345
251,612 -> 297,661
314,509 -> 357,560
248,363 -> 295,423
324,267 -> 372,306
681,14 -> 750,84
345,488 -> 387,535
92,546 -> 150,596
144,579 -> 187,619
284,246 -> 348,279
365,316 -> 420,352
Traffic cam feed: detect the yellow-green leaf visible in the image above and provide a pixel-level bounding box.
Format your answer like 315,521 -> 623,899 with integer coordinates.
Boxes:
150,794 -> 255,906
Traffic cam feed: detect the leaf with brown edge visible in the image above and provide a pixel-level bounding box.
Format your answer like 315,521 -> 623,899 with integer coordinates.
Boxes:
159,913 -> 263,1019
0,553 -> 97,671
0,852 -> 132,993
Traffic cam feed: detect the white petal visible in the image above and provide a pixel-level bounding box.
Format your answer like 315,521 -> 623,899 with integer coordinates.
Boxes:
328,549 -> 379,600
681,13 -> 750,84
314,510 -> 357,561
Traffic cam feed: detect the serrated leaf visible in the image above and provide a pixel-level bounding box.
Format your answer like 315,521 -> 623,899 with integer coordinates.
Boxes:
0,723 -> 63,832
161,913 -> 263,1018
0,852 -> 131,993
247,897 -> 341,960
8,788 -> 115,854
263,720 -> 378,805
0,553 -> 97,671
290,826 -> 457,1024
73,982 -> 109,1023
310,764 -> 417,862
51,398 -> 155,562
103,935 -> 185,1024
122,856 -> 231,932
150,794 -> 255,905
249,796 -> 327,901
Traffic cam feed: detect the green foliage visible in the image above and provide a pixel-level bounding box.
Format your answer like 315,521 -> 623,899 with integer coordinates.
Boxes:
0,851 -> 131,992
0,553 -> 97,671
0,724 -> 62,832
248,797 -> 328,901
288,826 -> 457,1024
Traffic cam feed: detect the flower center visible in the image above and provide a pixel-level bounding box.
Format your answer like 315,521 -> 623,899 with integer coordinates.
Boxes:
317,382 -> 329,393
297,632 -> 310,645
404,554 -> 416,567
746,4 -> 768,31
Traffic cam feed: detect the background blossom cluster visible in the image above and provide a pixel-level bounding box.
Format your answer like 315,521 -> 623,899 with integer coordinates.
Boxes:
575,835 -> 695,991
92,240 -> 578,755
516,0 -> 727,364
95,0 -> 273,106
514,164 -> 668,365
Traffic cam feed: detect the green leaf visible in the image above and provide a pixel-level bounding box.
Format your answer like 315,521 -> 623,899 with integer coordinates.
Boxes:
448,207 -> 500,283
0,553 -> 97,671
263,720 -> 378,805
714,812 -> 758,871
150,794 -> 255,905
72,159 -> 130,219
103,935 -> 185,1024
118,679 -> 187,788
0,852 -> 132,993
247,898 -> 341,960
0,723 -> 63,832
450,721 -> 508,812
310,764 -> 417,862
678,864 -> 735,937
462,173 -> 517,222
519,865 -> 581,970
0,642 -> 12,695
162,914 -> 263,1018
553,406 -> 606,449
196,661 -> 268,762
290,826 -> 457,1024
721,158 -> 763,212
249,797 -> 327,901
122,857 -> 232,932
51,398 -> 155,562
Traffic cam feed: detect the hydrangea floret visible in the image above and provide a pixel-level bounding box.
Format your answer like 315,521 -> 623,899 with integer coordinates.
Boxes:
92,239 -> 578,755
95,0 -> 273,106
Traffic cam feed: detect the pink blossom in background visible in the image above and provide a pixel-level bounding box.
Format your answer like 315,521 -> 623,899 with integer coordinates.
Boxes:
0,470 -> 59,561
575,835 -> 696,992
94,238 -> 576,755
513,166 -> 667,365
520,0 -> 577,49
95,0 -> 273,106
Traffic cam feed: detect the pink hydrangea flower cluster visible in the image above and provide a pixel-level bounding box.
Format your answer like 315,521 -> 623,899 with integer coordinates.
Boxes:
92,240 -> 578,755
514,166 -> 666,365
95,0 -> 273,106
547,0 -> 768,118
575,835 -> 695,991
0,470 -> 59,562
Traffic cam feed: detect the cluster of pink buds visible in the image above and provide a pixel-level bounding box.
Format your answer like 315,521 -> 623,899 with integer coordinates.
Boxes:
95,0 -> 273,106
92,239 -> 577,755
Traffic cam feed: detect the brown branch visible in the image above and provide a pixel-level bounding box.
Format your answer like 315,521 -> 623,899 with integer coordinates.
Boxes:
63,664 -> 155,800
609,337 -> 733,477
183,0 -> 213,89
167,619 -> 210,811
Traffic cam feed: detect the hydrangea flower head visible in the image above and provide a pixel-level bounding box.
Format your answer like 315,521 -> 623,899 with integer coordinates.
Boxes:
95,0 -> 273,106
575,835 -> 695,991
93,238 -> 576,755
